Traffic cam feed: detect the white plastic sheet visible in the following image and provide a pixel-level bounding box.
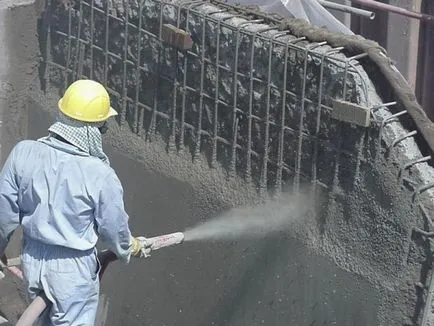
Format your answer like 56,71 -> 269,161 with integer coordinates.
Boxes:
228,0 -> 354,35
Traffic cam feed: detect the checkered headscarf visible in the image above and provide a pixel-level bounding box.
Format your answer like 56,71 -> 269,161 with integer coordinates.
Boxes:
43,111 -> 110,165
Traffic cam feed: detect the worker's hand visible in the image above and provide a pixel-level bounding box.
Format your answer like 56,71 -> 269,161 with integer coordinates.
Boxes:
130,236 -> 152,258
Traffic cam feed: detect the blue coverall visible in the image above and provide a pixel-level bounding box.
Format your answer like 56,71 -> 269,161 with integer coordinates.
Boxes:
0,137 -> 132,325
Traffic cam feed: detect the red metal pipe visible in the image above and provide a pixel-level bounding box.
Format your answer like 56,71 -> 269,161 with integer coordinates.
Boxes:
350,0 -> 434,24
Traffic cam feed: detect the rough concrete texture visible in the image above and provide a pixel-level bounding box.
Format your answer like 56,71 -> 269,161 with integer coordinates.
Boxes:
0,0 -> 41,324
1,0 -> 434,325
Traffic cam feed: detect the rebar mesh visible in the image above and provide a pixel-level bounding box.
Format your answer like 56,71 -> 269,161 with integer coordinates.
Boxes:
42,0 -> 377,198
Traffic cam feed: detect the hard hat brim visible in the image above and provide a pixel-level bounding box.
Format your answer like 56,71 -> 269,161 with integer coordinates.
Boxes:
108,107 -> 118,118
58,98 -> 118,122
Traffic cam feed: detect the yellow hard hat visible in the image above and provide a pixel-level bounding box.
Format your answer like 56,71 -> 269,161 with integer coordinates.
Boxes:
58,79 -> 118,122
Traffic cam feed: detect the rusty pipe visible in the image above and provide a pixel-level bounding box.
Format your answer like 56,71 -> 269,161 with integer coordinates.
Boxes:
350,0 -> 434,24
317,0 -> 375,20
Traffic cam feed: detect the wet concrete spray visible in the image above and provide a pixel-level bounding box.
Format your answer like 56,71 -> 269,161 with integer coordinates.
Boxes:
184,192 -> 310,242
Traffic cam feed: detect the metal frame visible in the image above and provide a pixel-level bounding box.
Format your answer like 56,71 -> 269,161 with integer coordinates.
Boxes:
41,0 -> 434,190
41,0 -> 419,195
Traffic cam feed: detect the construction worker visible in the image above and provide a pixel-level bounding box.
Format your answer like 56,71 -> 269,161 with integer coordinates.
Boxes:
0,79 -> 149,325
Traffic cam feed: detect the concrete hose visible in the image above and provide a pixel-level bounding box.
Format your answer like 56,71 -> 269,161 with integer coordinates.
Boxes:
15,295 -> 49,326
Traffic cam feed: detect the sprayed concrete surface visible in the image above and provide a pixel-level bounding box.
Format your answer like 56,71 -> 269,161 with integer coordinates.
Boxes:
1,0 -> 434,325
0,0 -> 40,323
26,94 -> 380,326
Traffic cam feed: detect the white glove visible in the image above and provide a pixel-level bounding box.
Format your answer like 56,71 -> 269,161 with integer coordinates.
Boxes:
130,236 -> 152,258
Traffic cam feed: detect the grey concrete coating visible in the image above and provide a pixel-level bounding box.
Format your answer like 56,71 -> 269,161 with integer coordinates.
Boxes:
1,0 -> 434,325
26,96 -> 380,326
0,1 -> 41,323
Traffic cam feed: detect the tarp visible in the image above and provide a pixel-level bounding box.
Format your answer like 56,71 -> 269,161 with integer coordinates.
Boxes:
229,0 -> 354,35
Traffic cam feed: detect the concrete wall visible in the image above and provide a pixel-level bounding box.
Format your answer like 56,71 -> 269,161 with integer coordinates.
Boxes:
0,0 -> 43,323
2,0 -> 434,325
36,0 -> 434,325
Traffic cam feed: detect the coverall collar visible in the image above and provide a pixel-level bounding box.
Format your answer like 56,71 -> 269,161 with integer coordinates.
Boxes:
38,136 -> 91,158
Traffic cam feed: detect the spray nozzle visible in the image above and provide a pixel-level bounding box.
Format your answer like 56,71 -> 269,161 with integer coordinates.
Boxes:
146,232 -> 185,251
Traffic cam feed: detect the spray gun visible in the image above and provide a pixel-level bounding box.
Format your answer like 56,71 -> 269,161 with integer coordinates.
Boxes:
98,231 -> 184,278
147,231 -> 185,250
1,232 -> 185,282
